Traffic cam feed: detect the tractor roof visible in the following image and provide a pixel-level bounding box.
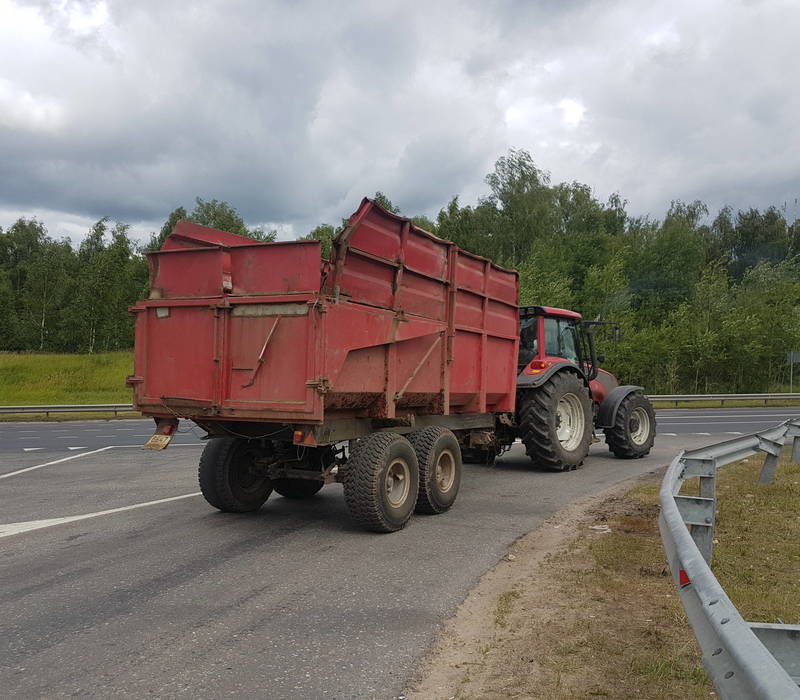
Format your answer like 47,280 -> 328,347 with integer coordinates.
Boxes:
519,305 -> 583,320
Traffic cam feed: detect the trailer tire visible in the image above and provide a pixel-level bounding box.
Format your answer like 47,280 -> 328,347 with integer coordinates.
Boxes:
407,427 -> 462,514
198,437 -> 272,513
604,393 -> 656,458
343,432 -> 419,533
272,479 -> 324,499
518,372 -> 592,471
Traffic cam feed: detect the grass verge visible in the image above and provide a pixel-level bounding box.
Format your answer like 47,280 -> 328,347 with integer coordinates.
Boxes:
410,447 -> 799,699
0,352 -> 134,419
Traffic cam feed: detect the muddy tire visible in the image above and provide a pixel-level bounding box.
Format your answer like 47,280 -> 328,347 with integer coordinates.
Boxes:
342,432 -> 419,533
198,437 -> 272,512
604,393 -> 656,458
272,479 -> 324,499
518,372 -> 592,471
407,427 -> 462,514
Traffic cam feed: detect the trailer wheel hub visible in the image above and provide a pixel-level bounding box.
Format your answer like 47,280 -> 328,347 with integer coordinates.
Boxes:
385,458 -> 411,507
435,449 -> 456,493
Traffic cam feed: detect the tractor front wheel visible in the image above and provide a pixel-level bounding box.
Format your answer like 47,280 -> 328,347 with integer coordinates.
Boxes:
604,393 -> 656,458
518,372 -> 592,471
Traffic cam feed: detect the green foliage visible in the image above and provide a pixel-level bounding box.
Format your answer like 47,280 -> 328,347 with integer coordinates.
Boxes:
372,191 -> 400,214
299,223 -> 337,259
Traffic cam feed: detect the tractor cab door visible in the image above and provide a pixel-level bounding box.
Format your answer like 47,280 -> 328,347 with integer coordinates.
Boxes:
542,316 -> 598,381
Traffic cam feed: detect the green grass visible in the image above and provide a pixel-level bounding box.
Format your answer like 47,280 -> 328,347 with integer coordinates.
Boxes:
0,351 -> 134,406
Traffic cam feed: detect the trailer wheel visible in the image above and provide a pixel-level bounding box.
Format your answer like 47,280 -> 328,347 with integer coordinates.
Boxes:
272,479 -> 324,499
407,427 -> 462,514
604,393 -> 656,458
198,437 -> 272,513
518,372 -> 592,471
342,432 -> 419,533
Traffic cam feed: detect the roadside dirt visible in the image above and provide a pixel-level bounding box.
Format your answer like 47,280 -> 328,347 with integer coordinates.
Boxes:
405,470 -> 710,699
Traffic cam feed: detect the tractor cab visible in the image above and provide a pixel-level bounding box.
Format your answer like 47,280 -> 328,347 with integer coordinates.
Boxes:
518,305 -> 600,384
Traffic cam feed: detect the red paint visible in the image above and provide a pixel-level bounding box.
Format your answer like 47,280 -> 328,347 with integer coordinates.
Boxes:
131,199 -> 519,425
679,569 -> 691,586
539,306 -> 582,319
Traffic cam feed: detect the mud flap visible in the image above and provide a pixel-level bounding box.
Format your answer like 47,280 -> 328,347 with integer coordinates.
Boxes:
143,417 -> 179,450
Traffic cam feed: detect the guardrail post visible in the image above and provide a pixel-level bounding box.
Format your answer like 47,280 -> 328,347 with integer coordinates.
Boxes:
679,457 -> 717,563
788,424 -> 800,463
758,434 -> 785,484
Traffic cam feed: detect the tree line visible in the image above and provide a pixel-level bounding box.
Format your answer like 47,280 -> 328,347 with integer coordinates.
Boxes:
2,150 -> 799,393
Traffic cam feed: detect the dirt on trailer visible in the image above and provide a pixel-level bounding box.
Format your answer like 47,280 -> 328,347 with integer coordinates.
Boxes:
405,474 -> 711,700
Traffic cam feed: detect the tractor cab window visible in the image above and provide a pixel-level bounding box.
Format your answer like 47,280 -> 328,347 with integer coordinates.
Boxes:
518,316 -> 538,367
544,317 -> 580,363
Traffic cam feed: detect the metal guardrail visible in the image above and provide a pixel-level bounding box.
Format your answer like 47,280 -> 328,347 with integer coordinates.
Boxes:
0,404 -> 135,417
659,419 -> 800,698
651,393 -> 800,406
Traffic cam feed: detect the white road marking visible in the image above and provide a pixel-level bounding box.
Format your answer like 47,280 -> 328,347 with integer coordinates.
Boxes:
20,437 -> 40,440
95,435 -> 115,438
23,447 -> 44,452
0,443 -> 204,480
18,430 -> 37,433
59,436 -> 79,439
661,432 -> 677,436
725,431 -> 743,435
0,492 -> 201,539
0,447 -> 113,480
695,432 -> 711,436
117,428 -> 135,431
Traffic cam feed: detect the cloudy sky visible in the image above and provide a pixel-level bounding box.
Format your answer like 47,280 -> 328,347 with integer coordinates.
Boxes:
1,0 -> 799,243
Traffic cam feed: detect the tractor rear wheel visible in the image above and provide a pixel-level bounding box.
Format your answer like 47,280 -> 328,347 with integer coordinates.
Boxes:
342,432 -> 419,532
198,437 -> 273,512
518,372 -> 592,471
604,393 -> 656,458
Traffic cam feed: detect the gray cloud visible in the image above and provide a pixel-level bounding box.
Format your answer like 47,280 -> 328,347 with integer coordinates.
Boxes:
1,0 -> 799,243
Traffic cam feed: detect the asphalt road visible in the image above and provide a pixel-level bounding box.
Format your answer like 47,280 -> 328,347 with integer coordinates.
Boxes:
0,408 -> 795,698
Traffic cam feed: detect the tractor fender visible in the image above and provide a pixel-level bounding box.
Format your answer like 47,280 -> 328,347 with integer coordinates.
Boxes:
596,385 -> 645,428
516,361 -> 585,390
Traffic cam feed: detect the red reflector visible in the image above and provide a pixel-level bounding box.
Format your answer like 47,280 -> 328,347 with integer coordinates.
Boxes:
525,360 -> 552,375
293,430 -> 304,444
679,569 -> 691,586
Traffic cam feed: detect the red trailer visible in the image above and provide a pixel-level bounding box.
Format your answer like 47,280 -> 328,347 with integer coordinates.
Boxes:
129,198 -> 518,531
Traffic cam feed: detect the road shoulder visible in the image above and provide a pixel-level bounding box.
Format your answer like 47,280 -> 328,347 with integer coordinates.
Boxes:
406,469 -> 709,699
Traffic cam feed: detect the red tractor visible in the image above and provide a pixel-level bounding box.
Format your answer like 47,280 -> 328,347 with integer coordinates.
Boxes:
485,305 -> 655,470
